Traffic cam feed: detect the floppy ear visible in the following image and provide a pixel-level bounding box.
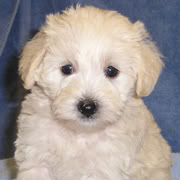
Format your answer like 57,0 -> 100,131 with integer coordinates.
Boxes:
134,21 -> 164,97
19,31 -> 46,90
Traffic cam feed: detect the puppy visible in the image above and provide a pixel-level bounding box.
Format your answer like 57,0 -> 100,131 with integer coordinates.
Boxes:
15,6 -> 172,180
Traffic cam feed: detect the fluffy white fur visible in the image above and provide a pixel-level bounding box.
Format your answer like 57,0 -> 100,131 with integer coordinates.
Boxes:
15,6 -> 172,180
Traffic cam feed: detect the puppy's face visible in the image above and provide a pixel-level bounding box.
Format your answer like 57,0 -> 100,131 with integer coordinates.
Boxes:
19,6 -> 163,132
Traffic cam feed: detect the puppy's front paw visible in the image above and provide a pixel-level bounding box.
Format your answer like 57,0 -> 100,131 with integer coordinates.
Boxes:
17,168 -> 52,180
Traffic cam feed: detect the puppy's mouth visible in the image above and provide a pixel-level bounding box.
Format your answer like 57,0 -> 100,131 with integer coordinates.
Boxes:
79,114 -> 97,123
58,115 -> 105,134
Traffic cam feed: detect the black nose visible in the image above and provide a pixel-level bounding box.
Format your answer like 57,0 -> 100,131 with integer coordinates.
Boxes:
78,100 -> 97,118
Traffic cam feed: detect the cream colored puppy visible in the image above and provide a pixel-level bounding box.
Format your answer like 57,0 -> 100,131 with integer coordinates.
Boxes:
15,6 -> 172,180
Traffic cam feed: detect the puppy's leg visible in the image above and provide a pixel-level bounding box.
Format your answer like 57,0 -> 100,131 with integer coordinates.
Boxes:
17,168 -> 52,180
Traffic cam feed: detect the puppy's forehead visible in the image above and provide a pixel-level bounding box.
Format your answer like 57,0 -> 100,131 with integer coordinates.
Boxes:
45,6 -> 133,35
44,7 -> 136,65
45,7 -> 134,43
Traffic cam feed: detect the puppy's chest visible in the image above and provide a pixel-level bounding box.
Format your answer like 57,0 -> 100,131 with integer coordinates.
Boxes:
48,131 -> 134,179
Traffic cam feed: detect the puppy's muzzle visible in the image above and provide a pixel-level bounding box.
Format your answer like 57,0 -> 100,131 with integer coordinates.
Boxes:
78,100 -> 98,118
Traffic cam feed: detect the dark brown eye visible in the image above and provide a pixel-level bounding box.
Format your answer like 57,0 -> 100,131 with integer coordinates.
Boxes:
61,64 -> 73,75
105,66 -> 119,78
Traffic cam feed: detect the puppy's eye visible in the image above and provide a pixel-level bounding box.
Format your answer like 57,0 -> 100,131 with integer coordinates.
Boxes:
61,64 -> 73,75
105,66 -> 119,78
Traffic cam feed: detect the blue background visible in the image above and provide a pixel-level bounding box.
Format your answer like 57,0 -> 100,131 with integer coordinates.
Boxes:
0,0 -> 179,159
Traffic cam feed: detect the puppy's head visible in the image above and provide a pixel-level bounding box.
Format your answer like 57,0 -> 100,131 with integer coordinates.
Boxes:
19,6 -> 163,131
